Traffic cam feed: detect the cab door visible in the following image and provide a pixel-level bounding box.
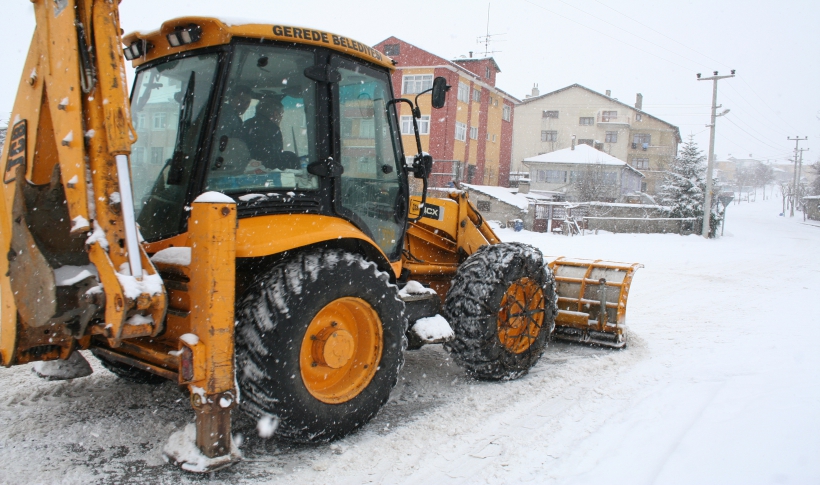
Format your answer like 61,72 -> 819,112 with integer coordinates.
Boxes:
332,58 -> 406,261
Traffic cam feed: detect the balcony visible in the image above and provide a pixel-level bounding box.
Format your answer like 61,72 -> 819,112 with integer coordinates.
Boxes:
597,113 -> 631,126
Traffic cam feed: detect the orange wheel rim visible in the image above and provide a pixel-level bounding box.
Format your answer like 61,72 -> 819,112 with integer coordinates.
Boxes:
497,277 -> 546,354
300,297 -> 383,404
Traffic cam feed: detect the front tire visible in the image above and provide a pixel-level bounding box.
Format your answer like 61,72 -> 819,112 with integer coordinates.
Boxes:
236,249 -> 406,443
444,243 -> 556,380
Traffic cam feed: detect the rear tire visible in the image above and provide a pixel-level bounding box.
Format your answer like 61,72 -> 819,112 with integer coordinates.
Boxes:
236,249 -> 406,443
444,243 -> 556,380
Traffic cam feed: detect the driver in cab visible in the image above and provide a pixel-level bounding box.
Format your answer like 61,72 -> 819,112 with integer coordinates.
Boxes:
244,96 -> 299,172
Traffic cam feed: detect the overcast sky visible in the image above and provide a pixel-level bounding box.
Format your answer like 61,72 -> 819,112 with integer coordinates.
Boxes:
1,0 -> 817,165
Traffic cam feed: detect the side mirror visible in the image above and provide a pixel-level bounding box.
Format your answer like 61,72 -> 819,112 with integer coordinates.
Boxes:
431,77 -> 449,109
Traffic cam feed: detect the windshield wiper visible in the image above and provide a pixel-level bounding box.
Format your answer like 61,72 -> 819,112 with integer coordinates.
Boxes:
167,72 -> 195,185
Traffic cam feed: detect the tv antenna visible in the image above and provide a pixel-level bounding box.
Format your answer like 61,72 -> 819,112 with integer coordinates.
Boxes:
476,3 -> 505,58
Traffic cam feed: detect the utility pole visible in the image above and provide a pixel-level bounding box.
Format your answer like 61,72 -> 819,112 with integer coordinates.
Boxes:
796,147 -> 809,218
787,136 -> 807,217
697,70 -> 735,238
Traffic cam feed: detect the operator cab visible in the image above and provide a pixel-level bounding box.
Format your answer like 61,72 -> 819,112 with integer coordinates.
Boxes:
128,22 -> 410,260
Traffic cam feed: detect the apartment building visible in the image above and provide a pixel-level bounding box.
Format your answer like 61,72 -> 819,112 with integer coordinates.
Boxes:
373,37 -> 519,188
513,84 -> 681,194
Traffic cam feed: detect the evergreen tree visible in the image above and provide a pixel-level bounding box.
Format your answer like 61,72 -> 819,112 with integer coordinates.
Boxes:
658,136 -> 722,236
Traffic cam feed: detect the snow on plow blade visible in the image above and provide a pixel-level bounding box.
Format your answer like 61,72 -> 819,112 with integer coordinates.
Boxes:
548,257 -> 642,348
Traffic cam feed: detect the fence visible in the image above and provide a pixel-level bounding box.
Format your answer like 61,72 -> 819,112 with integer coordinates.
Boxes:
528,201 -> 698,235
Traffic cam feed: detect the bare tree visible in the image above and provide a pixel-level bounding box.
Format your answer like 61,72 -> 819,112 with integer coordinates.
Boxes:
571,163 -> 613,202
735,165 -> 755,203
753,163 -> 775,200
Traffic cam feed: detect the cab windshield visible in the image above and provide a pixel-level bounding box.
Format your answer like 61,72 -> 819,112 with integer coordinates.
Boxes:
130,53 -> 219,241
204,44 -> 319,193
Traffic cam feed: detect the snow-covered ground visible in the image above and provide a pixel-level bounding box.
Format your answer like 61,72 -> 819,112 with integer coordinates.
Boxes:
1,196 -> 818,484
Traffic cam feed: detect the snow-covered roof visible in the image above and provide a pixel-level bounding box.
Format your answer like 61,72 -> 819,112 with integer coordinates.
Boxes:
523,145 -> 644,177
462,184 -> 530,210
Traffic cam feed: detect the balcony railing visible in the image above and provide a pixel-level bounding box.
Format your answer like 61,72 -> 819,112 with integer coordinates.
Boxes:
597,113 -> 631,125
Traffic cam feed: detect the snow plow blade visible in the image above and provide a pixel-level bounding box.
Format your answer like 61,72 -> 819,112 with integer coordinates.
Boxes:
548,258 -> 642,348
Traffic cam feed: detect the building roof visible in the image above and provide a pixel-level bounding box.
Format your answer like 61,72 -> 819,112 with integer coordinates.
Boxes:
523,144 -> 645,177
451,57 -> 502,73
373,36 -> 520,104
518,83 -> 682,143
462,184 -> 530,210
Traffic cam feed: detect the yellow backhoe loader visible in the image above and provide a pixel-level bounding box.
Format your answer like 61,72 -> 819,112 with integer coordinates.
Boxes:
0,0 -> 640,472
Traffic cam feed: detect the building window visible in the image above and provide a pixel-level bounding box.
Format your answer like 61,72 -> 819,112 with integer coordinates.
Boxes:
493,98 -> 499,107
485,66 -> 491,79
633,133 -> 651,146
601,110 -> 617,122
401,115 -> 430,135
486,132 -> 490,141
355,119 -> 374,139
579,117 -> 594,126
402,74 -> 433,95
136,114 -> 146,130
502,105 -> 511,121
150,147 -> 164,164
457,82 -> 470,103
152,112 -> 166,130
477,200 -> 491,211
383,44 -> 400,56
633,158 -> 649,169
132,147 -> 144,164
570,170 -> 583,183
455,122 -> 467,142
541,130 -> 557,142
470,126 -> 478,140
636,113 -> 643,121
545,170 -> 567,183
542,110 -> 559,119
603,172 -> 617,185
472,89 -> 481,103
605,131 -> 618,143
578,139 -> 594,147
641,181 -> 647,192
492,134 -> 497,142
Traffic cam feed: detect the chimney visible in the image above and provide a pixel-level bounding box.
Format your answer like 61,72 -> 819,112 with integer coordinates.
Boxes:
605,89 -> 611,97
635,93 -> 643,110
571,135 -> 576,150
469,51 -> 473,58
531,83 -> 539,97
518,179 -> 530,194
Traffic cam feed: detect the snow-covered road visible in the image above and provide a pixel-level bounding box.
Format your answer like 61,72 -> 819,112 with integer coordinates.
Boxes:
1,196 -> 818,484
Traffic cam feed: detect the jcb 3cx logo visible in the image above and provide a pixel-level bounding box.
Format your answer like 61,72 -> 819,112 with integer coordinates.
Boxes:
4,120 -> 27,184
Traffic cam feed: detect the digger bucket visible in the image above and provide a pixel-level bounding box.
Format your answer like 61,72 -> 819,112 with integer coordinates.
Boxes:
548,257 -> 642,348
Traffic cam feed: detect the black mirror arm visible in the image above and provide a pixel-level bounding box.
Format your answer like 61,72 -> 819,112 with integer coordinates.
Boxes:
386,98 -> 423,156
407,175 -> 429,223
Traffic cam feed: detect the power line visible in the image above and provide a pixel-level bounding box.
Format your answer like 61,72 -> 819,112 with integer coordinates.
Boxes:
739,77 -> 803,134
722,84 -> 794,138
552,0 -> 707,69
518,0 -> 695,72
590,0 -> 733,70
723,118 -> 791,152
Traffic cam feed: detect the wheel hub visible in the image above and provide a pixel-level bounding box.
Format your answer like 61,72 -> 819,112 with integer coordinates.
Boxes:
312,327 -> 355,369
498,277 -> 546,354
300,297 -> 383,404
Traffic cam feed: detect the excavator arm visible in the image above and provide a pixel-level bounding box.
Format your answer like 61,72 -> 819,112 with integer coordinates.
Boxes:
0,0 -> 165,366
